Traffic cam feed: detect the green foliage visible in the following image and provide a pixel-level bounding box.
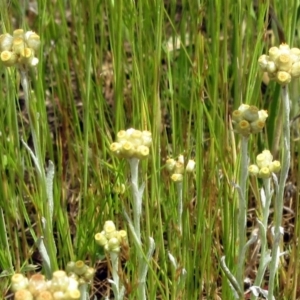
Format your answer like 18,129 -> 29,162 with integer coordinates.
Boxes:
0,0 -> 300,299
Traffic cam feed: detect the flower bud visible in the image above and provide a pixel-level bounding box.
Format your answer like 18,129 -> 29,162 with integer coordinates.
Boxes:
276,71 -> 291,85
74,260 -> 88,276
171,173 -> 183,182
248,164 -> 259,176
126,128 -> 135,136
266,61 -> 277,73
269,160 -> 281,173
122,141 -> 135,157
11,273 -> 28,291
66,277 -> 79,291
66,261 -> 76,273
83,267 -> 95,281
1,50 -> 17,66
166,158 -> 176,171
129,129 -> 143,146
14,289 -> 33,300
52,291 -> 64,299
256,152 -> 270,169
107,237 -> 120,252
0,33 -> 13,51
110,142 -> 122,156
95,232 -> 108,246
291,61 -> 300,77
136,145 -> 150,158
279,43 -> 290,53
250,120 -> 265,133
104,220 -> 116,234
19,47 -> 34,65
142,130 -> 152,147
36,291 -> 54,300
28,273 -> 47,296
290,48 -> 300,56
117,229 -> 127,241
276,54 -> 292,72
290,48 -> 300,63
232,109 -> 243,122
67,289 -> 81,300
261,150 -> 273,161
186,160 -> 196,172
12,37 -> 26,54
238,104 -> 250,112
116,130 -> 127,143
237,120 -> 251,136
174,161 -> 184,174
50,270 -> 69,292
13,29 -> 24,38
258,54 -> 269,70
242,105 -> 259,122
259,166 -> 271,178
268,46 -> 280,61
178,155 -> 184,164
258,110 -> 268,122
25,32 -> 41,52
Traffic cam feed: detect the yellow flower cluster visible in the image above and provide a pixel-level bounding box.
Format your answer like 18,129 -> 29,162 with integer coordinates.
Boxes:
248,150 -> 281,178
258,43 -> 300,85
66,260 -> 95,284
232,104 -> 268,137
166,155 -> 195,182
110,128 -> 152,159
0,29 -> 40,68
95,220 -> 127,253
11,271 -> 81,300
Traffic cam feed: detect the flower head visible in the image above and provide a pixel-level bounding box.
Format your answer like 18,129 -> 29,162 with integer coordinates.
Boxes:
95,220 -> 128,253
0,29 -> 40,68
248,150 -> 281,178
110,128 -> 152,159
166,155 -> 195,182
232,104 -> 268,136
258,43 -> 300,85
11,270 -> 83,300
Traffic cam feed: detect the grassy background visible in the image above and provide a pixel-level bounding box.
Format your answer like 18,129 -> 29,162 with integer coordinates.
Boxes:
1,0 -> 300,299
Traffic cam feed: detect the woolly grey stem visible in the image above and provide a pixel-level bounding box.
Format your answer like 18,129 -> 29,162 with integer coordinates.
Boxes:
127,158 -> 154,299
220,256 -> 243,299
79,283 -> 89,300
137,237 -> 155,300
110,252 -> 119,293
37,235 -> 51,278
268,85 -> 290,299
20,70 -> 43,173
252,178 -> 273,298
20,70 -> 57,274
129,158 -> 141,241
176,181 -> 183,234
108,251 -> 124,300
237,136 -> 249,286
46,161 -> 55,222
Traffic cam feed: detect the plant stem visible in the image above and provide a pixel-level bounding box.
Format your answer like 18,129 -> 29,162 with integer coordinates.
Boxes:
268,85 -> 290,299
79,283 -> 88,300
251,178 -> 272,299
237,136 -> 249,288
20,70 -> 57,275
110,252 -> 119,292
108,251 -> 125,300
128,157 -> 152,300
129,158 -> 142,241
176,181 -> 183,235
220,256 -> 243,299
